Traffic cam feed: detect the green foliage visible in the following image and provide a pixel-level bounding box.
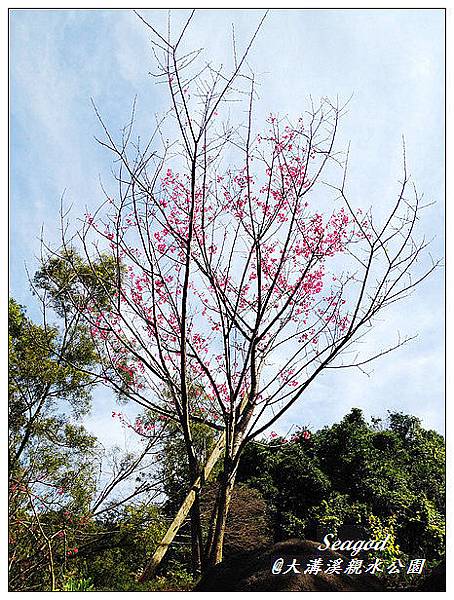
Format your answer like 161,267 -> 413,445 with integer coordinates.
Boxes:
146,567 -> 194,592
307,492 -> 369,537
9,297 -> 96,450
8,298 -> 99,496
75,504 -> 168,591
368,514 -> 401,564
237,408 -> 445,562
33,248 -> 121,318
33,250 -> 141,403
62,574 -> 95,591
9,298 -> 100,591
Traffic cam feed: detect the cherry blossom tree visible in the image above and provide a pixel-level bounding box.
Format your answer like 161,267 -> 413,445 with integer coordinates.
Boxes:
38,11 -> 438,572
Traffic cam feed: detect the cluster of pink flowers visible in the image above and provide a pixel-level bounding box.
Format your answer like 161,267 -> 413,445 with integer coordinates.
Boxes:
268,428 -> 311,443
112,411 -> 161,437
80,112 -> 370,428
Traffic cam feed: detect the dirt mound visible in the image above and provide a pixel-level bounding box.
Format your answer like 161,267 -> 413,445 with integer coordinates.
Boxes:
196,539 -> 385,592
418,558 -> 445,592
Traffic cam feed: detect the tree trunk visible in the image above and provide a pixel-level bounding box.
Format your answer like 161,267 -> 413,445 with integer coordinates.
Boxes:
138,432 -> 225,582
205,464 -> 238,567
190,494 -> 203,576
205,403 -> 253,567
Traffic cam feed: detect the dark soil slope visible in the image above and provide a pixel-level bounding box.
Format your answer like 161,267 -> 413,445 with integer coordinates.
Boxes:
196,539 -> 385,592
418,558 -> 445,592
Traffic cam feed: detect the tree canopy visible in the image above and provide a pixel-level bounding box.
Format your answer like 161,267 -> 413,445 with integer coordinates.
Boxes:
237,408 -> 445,562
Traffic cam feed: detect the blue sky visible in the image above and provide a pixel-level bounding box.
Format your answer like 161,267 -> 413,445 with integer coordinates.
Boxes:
10,9 -> 445,444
